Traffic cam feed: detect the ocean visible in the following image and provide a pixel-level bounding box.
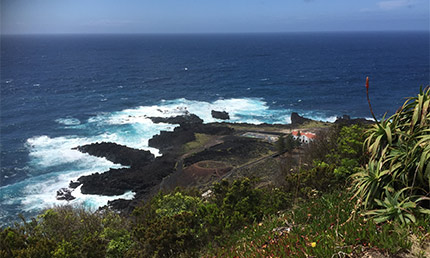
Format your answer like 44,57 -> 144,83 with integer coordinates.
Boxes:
1,32 -> 429,226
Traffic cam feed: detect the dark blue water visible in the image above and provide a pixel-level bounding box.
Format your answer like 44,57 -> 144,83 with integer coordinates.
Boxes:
1,32 -> 429,225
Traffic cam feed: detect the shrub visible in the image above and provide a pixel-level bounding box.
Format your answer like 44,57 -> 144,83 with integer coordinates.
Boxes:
301,124 -> 367,180
352,86 -> 430,224
130,178 -> 292,257
131,189 -> 205,257
276,134 -> 301,154
0,206 -> 130,258
285,161 -> 339,198
212,178 -> 264,229
204,191 -> 415,257
131,211 -> 201,257
332,124 -> 367,177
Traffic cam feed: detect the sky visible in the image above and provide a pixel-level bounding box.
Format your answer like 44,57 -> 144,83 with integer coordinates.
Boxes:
1,0 -> 429,34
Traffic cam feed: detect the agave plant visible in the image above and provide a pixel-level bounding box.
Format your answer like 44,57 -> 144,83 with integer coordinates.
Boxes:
365,189 -> 417,224
352,82 -> 430,224
351,160 -> 391,208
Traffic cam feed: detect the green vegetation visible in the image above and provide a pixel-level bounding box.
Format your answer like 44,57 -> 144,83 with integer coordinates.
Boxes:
352,86 -> 430,224
204,191 -> 429,257
130,180 -> 290,257
330,124 -> 367,177
1,87 -> 429,257
226,123 -> 290,133
297,120 -> 332,129
182,133 -> 212,153
0,207 -> 131,258
275,134 -> 301,154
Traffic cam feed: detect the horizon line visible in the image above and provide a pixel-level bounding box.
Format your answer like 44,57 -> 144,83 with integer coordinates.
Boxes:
2,29 -> 429,36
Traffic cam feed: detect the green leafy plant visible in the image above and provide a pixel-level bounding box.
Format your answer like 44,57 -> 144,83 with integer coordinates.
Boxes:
352,82 -> 430,224
352,160 -> 391,208
365,189 -> 417,224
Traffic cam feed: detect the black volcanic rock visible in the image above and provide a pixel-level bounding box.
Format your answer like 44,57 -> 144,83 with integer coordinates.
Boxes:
77,154 -> 177,196
56,188 -> 75,201
211,110 -> 230,120
77,169 -> 136,195
149,128 -> 196,153
194,124 -> 234,135
74,142 -> 154,168
108,199 -> 132,211
74,117 -> 237,212
183,136 -> 272,167
69,181 -> 81,189
291,112 -> 314,125
148,123 -> 234,154
149,114 -> 203,126
335,115 -> 374,125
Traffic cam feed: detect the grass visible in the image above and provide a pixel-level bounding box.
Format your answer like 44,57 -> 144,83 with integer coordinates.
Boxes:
182,133 -> 212,153
227,123 -> 291,133
202,191 -> 430,257
298,121 -> 332,129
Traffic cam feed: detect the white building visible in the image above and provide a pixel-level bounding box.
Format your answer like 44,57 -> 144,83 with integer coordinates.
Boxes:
291,131 -> 316,144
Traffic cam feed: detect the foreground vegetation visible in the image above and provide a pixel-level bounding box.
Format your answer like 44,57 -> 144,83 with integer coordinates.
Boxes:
353,86 -> 430,224
1,87 -> 429,257
203,192 -> 429,257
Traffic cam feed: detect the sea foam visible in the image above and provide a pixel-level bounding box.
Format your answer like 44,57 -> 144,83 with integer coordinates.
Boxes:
55,117 -> 81,126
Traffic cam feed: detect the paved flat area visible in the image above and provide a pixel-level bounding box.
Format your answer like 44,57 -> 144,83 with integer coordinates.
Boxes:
242,132 -> 280,143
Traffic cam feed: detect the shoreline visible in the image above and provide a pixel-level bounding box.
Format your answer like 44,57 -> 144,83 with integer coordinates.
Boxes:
64,112 -> 372,214
0,110 -> 372,227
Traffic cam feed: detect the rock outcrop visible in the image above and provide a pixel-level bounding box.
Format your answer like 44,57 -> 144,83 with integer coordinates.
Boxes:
290,112 -> 314,125
56,188 -> 75,201
76,154 -> 177,196
148,128 -> 196,153
148,114 -> 203,126
74,142 -> 154,168
149,119 -> 234,154
211,110 -> 230,120
69,181 -> 81,189
334,115 -> 374,125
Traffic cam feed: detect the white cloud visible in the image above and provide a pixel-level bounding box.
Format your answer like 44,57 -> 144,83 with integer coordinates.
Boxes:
378,0 -> 413,10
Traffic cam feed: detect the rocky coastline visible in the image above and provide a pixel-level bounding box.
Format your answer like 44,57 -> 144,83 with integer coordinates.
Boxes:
61,112 -> 372,212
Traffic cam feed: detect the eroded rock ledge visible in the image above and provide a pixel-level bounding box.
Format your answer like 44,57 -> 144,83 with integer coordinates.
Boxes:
148,114 -> 203,126
290,112 -> 314,125
74,142 -> 155,167
211,110 -> 230,120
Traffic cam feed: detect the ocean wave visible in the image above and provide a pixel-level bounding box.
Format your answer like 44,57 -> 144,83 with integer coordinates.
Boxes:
55,117 -> 81,126
0,164 -> 129,222
303,114 -> 338,123
25,135 -> 109,168
21,183 -> 135,212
